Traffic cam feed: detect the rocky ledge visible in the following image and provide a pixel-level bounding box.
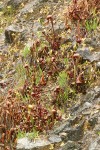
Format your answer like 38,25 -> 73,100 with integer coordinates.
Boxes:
17,86 -> 100,150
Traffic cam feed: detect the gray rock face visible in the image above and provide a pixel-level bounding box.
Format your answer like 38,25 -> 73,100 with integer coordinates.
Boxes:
83,102 -> 92,108
84,36 -> 100,49
85,86 -> 100,103
0,2 -> 5,11
77,48 -> 100,62
96,62 -> 100,70
19,0 -> 40,15
63,121 -> 84,141
48,134 -> 62,143
53,122 -> 69,135
0,34 -> 8,52
53,86 -> 100,149
17,137 -> 50,150
77,48 -> 92,61
17,134 -> 62,150
5,24 -> 24,43
89,137 -> 100,150
71,86 -> 100,116
61,141 -> 81,150
7,0 -> 27,8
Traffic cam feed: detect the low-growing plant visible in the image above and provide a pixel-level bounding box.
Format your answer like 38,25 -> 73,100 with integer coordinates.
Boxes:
85,17 -> 99,31
58,71 -> 67,88
17,129 -> 39,140
42,15 -> 61,50
21,45 -> 31,58
17,130 -> 26,139
65,0 -> 99,43
0,4 -> 99,149
15,63 -> 26,89
0,91 -> 61,148
26,129 -> 39,140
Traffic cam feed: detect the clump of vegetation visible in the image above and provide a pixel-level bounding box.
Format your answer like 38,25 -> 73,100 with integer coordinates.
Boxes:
0,0 -> 99,149
0,89 -> 61,148
65,0 -> 100,42
42,15 -> 61,50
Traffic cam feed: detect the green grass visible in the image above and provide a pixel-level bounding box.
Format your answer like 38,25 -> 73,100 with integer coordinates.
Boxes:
17,129 -> 39,139
15,63 -> 26,89
17,130 -> 26,139
36,67 -> 43,85
21,45 -> 31,58
58,71 -> 67,88
85,15 -> 99,32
